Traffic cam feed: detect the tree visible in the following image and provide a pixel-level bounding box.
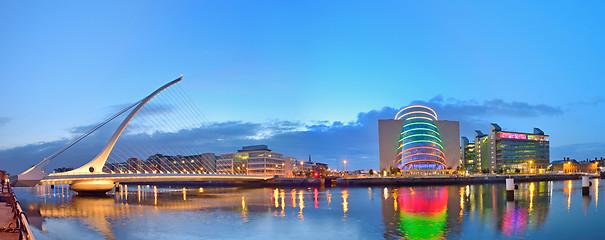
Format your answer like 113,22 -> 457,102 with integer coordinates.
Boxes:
368,169 -> 374,175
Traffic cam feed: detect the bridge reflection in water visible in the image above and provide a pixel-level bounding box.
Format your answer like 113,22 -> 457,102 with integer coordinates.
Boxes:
15,180 -> 602,239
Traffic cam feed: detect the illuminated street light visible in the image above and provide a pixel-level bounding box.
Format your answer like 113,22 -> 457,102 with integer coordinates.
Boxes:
343,159 -> 347,172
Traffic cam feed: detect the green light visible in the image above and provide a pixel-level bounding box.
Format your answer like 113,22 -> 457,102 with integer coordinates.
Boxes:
402,128 -> 440,135
399,209 -> 447,240
402,122 -> 438,130
400,134 -> 443,142
398,140 -> 444,149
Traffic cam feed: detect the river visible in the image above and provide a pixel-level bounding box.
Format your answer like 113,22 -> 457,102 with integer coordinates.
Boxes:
13,179 -> 603,239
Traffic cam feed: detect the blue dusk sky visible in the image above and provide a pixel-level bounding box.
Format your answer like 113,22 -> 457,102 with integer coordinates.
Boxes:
1,1 -> 604,173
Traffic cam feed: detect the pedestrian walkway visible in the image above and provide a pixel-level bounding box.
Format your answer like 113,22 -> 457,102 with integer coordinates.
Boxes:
0,183 -> 20,240
0,179 -> 34,240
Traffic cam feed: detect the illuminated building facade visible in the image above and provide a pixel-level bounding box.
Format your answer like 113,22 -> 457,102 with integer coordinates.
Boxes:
461,137 -> 475,170
465,123 -> 549,173
550,158 -> 600,173
379,105 -> 460,172
395,106 -> 446,170
295,156 -> 329,174
217,145 -> 289,176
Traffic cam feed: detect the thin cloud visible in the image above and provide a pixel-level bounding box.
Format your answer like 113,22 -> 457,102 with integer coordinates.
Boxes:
412,95 -> 564,119
2,97 -> 601,174
0,117 -> 10,127
570,96 -> 603,106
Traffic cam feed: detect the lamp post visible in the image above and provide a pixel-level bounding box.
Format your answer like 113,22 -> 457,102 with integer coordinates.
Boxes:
343,159 -> 347,172
529,160 -> 533,174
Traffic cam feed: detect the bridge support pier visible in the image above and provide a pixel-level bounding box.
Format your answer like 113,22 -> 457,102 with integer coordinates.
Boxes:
70,180 -> 115,195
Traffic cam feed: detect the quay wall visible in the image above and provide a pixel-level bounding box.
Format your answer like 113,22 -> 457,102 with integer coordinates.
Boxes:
125,174 -> 585,188
335,174 -> 582,187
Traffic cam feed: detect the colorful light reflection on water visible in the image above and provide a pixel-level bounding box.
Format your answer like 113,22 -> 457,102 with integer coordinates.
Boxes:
397,187 -> 448,240
12,180 -> 605,240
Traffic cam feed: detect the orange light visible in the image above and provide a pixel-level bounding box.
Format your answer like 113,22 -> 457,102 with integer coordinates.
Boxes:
400,159 -> 447,167
394,105 -> 438,120
395,153 -> 446,165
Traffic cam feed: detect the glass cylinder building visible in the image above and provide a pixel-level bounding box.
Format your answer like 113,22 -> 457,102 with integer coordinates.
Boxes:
395,105 -> 446,170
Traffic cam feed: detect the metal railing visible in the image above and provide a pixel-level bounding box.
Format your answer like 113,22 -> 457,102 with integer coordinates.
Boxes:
1,180 -> 35,240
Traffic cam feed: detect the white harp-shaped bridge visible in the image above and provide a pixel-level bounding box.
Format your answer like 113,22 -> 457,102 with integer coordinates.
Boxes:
12,76 -> 271,192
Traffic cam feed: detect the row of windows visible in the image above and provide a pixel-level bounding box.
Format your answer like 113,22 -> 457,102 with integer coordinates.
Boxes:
499,157 -> 549,161
496,149 -> 548,154
248,164 -> 284,168
247,159 -> 285,164
496,142 -> 549,147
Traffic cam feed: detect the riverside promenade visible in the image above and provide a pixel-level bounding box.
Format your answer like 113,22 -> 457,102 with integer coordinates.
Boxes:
0,178 -> 35,240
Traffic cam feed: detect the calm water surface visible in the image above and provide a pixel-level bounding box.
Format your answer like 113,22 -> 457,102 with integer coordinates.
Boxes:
13,180 -> 604,240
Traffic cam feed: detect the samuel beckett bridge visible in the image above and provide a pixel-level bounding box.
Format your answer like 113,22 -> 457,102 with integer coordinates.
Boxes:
10,76 -> 271,194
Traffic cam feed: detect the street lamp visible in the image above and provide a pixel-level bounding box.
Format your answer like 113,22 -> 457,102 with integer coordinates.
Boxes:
343,159 -> 347,172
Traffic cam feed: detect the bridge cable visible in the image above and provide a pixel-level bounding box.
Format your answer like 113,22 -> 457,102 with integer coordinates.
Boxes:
42,100 -> 141,166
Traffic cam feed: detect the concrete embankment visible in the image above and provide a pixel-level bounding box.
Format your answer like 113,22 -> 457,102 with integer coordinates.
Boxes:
257,177 -> 329,187
336,174 -> 583,187
255,174 -> 584,188
127,174 -> 585,189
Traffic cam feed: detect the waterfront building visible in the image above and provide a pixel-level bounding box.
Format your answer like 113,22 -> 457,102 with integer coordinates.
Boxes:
464,123 -> 549,173
550,158 -> 599,173
145,154 -> 183,173
461,137 -> 476,171
282,156 -> 297,176
295,156 -> 328,175
181,153 -> 218,173
105,162 -> 130,173
217,145 -> 289,176
126,158 -> 144,172
378,105 -> 460,172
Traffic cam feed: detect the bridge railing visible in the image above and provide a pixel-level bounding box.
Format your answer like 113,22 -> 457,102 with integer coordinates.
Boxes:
1,180 -> 36,240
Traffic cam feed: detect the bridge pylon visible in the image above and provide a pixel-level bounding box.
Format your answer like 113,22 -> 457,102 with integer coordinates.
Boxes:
12,76 -> 183,192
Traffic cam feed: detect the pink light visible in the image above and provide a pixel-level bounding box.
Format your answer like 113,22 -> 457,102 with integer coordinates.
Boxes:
498,132 -> 527,140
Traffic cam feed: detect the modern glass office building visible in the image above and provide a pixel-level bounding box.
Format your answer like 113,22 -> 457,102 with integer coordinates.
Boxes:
216,145 -> 289,176
461,137 -> 476,171
465,123 -> 549,173
395,105 -> 447,170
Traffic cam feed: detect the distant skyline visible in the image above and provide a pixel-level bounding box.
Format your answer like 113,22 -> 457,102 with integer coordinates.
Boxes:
1,1 -> 604,173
